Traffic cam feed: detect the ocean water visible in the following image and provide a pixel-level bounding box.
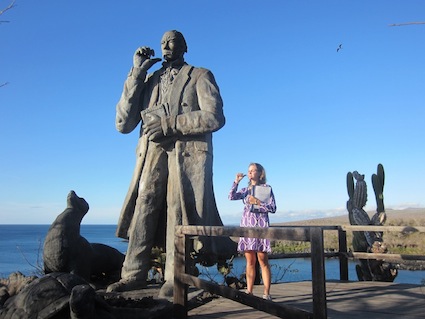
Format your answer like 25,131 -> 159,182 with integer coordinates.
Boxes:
0,225 -> 127,277
198,257 -> 425,285
0,225 -> 423,285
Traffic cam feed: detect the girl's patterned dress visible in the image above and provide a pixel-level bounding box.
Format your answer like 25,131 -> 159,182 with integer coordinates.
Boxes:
228,182 -> 277,253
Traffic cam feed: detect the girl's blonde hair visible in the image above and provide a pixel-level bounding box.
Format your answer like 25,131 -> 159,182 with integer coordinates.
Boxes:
249,162 -> 267,186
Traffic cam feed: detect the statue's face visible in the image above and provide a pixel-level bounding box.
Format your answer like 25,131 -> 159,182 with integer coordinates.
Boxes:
161,31 -> 185,62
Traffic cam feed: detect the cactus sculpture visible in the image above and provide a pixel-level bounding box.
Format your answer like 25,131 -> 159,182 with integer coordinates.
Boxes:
346,163 -> 398,282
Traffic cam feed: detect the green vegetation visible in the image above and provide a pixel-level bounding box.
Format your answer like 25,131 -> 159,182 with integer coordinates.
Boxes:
272,241 -> 311,254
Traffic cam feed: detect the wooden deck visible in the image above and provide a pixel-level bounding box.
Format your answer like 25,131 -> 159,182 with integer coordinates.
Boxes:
188,281 -> 425,318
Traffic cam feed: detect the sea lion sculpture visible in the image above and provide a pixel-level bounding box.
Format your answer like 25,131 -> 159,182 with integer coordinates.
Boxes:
43,191 -> 125,284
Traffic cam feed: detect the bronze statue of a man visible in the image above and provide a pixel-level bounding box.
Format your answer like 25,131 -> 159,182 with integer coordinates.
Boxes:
107,30 -> 235,297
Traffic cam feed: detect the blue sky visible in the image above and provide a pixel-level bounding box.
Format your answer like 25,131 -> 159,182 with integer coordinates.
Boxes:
1,1 -> 424,225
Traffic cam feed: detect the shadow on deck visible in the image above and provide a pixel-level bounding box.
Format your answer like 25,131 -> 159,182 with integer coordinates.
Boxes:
188,280 -> 425,319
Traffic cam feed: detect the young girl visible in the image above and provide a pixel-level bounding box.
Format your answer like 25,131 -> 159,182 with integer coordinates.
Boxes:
228,163 -> 276,300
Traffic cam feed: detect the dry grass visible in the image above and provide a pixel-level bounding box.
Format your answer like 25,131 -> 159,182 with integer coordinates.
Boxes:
274,208 -> 425,227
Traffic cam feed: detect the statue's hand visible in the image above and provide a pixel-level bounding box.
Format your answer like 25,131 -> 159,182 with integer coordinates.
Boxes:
143,115 -> 164,141
133,46 -> 161,71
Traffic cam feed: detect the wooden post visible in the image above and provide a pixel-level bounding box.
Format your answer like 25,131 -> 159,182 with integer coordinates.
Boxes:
338,227 -> 349,281
173,226 -> 188,319
310,227 -> 327,319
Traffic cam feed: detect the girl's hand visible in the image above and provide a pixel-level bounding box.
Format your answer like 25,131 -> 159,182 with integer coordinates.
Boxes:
248,195 -> 261,206
235,173 -> 246,184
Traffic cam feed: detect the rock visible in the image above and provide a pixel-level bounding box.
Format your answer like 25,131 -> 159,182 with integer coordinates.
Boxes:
0,271 -> 37,304
0,272 -> 113,319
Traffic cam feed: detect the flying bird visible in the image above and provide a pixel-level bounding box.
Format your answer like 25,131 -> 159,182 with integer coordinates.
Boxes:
337,44 -> 342,52
389,21 -> 425,27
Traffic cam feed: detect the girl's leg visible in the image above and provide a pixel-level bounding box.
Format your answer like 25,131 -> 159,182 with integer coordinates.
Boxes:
257,252 -> 271,296
244,251 -> 257,293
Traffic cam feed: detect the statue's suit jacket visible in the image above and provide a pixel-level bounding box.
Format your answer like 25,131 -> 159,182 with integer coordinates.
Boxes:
115,63 -> 229,256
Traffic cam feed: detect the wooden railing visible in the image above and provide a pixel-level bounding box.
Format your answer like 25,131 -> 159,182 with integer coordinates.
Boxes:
339,225 -> 425,275
172,224 -> 425,318
259,225 -> 425,282
264,225 -> 425,281
173,226 -> 329,319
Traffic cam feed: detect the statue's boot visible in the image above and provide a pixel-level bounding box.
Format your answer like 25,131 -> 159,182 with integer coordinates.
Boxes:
106,278 -> 147,293
158,280 -> 174,300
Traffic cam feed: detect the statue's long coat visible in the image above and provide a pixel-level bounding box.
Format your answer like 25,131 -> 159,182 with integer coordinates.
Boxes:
115,63 -> 233,255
